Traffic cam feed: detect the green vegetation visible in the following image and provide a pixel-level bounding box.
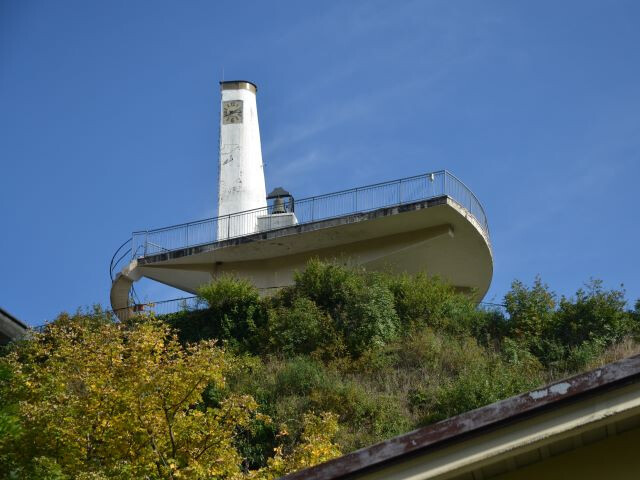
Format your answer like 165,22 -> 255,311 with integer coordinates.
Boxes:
0,313 -> 338,479
164,260 -> 640,456
2,259 -> 639,478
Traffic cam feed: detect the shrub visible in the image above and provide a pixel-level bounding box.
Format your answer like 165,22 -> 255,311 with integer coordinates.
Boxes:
198,275 -> 260,310
290,259 -> 357,318
504,276 -> 556,343
307,375 -> 410,451
163,308 -> 222,344
468,307 -> 509,348
386,273 -> 477,334
555,279 -> 631,348
266,298 -> 342,358
287,259 -> 400,357
425,352 -> 543,423
275,357 -> 329,397
561,338 -> 607,372
341,282 -> 399,355
195,275 -> 268,352
499,278 -> 637,371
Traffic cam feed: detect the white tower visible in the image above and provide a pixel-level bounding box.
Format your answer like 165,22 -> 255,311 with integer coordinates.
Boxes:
217,80 -> 267,239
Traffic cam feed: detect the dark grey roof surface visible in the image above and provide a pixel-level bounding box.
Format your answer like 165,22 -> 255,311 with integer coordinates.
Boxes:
0,307 -> 28,344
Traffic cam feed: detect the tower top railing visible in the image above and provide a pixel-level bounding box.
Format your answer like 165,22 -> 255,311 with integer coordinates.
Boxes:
111,170 -> 489,279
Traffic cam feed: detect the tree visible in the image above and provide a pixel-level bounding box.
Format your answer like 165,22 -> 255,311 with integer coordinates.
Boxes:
261,412 -> 340,479
556,279 -> 631,348
288,259 -> 399,356
504,277 -> 556,342
0,314 -> 339,479
0,362 -> 21,472
195,275 -> 268,352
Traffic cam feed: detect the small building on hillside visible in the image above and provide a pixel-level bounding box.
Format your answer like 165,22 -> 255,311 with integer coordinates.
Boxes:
282,355 -> 640,480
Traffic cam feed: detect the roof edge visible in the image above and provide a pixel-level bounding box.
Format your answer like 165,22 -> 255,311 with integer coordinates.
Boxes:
0,307 -> 28,330
220,80 -> 257,93
282,354 -> 640,480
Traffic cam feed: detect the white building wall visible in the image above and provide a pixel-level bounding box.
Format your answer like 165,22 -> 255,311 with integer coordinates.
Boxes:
217,82 -> 267,240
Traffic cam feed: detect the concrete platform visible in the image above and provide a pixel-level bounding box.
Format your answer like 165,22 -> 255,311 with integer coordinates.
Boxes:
111,194 -> 493,317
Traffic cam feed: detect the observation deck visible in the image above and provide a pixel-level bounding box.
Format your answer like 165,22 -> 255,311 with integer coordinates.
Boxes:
110,170 -> 493,317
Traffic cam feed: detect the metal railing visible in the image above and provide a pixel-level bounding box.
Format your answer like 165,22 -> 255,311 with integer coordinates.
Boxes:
111,170 -> 489,279
35,296 -> 204,332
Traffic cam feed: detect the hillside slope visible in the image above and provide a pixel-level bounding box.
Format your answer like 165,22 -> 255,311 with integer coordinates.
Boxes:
2,260 -> 639,478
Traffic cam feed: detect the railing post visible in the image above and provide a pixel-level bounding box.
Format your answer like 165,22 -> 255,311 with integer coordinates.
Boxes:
227,215 -> 231,239
398,180 -> 402,204
311,198 -> 315,221
144,232 -> 148,257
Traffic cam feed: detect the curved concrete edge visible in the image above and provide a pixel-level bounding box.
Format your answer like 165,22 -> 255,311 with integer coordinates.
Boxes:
445,198 -> 494,300
109,259 -> 142,320
447,197 -> 493,257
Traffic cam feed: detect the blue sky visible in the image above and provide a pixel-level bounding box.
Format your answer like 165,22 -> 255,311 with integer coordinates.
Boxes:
1,0 -> 639,325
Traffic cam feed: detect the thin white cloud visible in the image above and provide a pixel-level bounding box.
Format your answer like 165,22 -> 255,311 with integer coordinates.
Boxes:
497,133 -> 639,242
264,93 -> 373,156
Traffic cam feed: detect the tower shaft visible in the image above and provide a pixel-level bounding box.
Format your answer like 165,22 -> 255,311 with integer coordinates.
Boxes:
217,81 -> 267,239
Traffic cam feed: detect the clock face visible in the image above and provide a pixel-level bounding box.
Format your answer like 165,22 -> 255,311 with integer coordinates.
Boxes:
222,100 -> 243,124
